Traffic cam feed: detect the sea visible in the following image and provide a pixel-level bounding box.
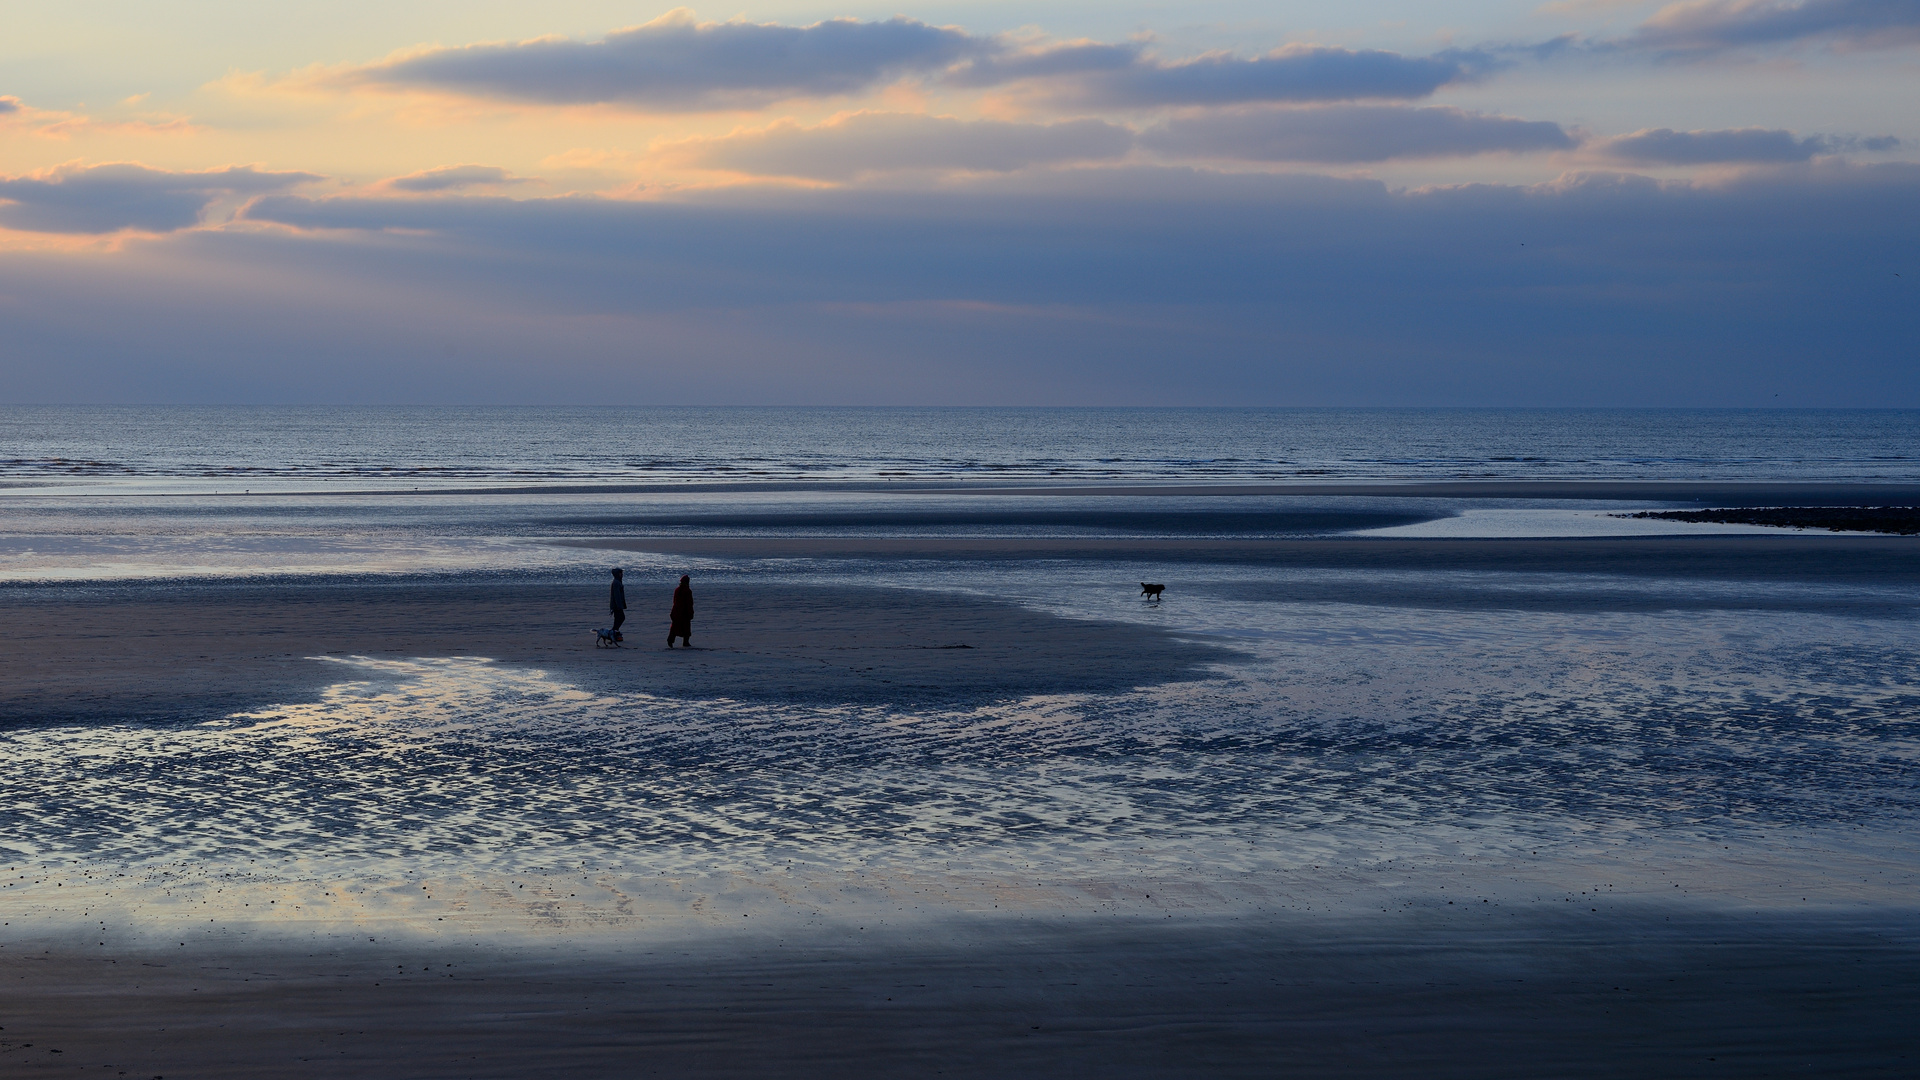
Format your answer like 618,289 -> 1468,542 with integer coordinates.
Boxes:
2,407 -> 1917,938
6,405 -> 1918,490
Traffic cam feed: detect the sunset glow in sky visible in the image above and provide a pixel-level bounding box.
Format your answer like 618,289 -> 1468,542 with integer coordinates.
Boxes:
3,1 -> 1917,405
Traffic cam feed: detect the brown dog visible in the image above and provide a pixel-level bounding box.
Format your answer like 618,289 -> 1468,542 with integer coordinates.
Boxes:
1140,582 -> 1165,599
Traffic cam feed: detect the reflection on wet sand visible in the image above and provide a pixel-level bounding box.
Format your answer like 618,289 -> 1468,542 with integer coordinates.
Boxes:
4,580 -> 1915,945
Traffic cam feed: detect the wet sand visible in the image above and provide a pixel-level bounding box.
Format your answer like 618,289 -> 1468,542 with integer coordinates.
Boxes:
948,480 -> 1920,503
7,530 -> 1918,1076
8,533 -> 1918,725
5,912 -> 1915,1078
145,480 -> 1920,502
566,533 -> 1920,581
0,578 -> 1231,724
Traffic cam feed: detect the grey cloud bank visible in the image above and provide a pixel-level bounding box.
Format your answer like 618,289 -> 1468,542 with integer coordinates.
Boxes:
676,106 -> 1569,178
1631,0 -> 1920,52
1049,45 -> 1474,106
676,113 -> 1131,178
386,165 -> 528,192
675,105 -> 1569,178
350,9 -> 977,109
942,41 -> 1137,85
1595,127 -> 1875,163
341,11 -> 1472,111
1143,105 -> 1573,163
5,161 -> 1908,406
953,43 -> 1475,105
0,163 -> 321,234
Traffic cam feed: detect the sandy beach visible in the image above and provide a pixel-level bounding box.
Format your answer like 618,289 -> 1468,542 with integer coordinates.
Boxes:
566,532 -> 1920,582
0,577 -> 1230,724
6,0 -> 1920,1051
9,531 -> 1917,723
7,912 -> 1917,1078
5,504 -> 1919,1076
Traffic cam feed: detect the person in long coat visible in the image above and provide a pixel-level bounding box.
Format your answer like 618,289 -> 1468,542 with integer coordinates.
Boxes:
667,575 -> 693,648
608,568 -> 626,641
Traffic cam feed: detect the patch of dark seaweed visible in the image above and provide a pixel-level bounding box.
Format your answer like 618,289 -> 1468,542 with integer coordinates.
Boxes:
1622,507 -> 1920,535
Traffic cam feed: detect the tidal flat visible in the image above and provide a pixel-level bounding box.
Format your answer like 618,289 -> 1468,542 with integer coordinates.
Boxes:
3,478 -> 1918,1075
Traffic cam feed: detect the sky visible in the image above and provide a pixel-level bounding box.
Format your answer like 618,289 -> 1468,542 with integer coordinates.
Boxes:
1,1 -> 1916,406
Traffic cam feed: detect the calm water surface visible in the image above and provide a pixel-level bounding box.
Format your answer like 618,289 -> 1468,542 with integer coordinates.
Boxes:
3,406 -> 1916,489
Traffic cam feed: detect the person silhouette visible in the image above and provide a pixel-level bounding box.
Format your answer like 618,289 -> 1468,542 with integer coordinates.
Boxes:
608,568 -> 626,642
667,574 -> 693,648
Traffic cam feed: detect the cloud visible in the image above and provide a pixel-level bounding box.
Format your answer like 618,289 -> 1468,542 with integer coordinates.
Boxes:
235,160 -> 1916,305
1591,126 -> 1894,162
1141,105 -> 1574,162
343,7 -> 979,110
942,41 -> 1143,85
0,162 -> 321,234
31,115 -> 198,140
384,165 -> 530,192
962,42 -> 1479,106
42,160 -> 1910,405
1539,0 -> 1652,14
666,112 -> 1132,179
1631,0 -> 1920,52
0,160 -> 1898,405
0,96 -> 198,139
332,10 -> 1474,112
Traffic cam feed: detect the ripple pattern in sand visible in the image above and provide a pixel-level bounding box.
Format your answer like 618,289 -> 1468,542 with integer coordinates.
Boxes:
3,609 -> 1917,878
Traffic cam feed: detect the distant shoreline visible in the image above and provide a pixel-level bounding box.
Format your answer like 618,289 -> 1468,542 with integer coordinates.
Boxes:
13,479 -> 1920,502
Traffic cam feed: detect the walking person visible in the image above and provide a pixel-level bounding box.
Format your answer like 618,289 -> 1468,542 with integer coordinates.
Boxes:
667,574 -> 693,648
608,568 -> 626,642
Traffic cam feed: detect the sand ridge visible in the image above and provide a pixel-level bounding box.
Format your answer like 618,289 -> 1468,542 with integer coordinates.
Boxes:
0,578 -> 1233,724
